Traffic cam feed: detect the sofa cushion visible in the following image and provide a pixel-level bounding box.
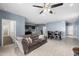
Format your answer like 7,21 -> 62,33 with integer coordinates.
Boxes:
29,39 -> 43,47
30,35 -> 39,40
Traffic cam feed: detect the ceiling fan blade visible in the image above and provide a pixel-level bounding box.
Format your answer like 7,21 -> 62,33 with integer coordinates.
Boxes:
49,10 -> 53,14
51,3 -> 63,8
33,5 -> 43,8
40,10 -> 44,14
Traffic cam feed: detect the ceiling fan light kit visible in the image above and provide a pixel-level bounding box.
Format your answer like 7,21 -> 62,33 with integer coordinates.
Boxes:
33,3 -> 63,14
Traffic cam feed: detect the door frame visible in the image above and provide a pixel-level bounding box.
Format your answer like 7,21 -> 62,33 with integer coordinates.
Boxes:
1,19 -> 16,47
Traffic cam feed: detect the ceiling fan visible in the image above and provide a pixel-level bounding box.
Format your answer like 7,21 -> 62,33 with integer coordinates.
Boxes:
33,3 -> 63,14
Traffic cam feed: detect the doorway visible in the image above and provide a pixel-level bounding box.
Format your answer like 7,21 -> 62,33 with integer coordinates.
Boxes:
2,19 -> 16,46
66,24 -> 75,38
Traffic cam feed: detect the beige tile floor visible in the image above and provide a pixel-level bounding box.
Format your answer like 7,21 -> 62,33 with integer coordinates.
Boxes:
0,38 -> 79,56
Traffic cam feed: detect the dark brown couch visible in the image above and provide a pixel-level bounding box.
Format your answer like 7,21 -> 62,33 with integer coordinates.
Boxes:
22,35 -> 47,54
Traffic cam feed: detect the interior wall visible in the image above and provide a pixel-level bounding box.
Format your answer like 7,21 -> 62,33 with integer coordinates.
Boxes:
46,21 -> 66,38
0,10 -> 25,46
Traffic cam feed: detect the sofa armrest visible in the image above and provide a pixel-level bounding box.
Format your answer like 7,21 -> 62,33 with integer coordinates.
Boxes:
21,39 -> 29,54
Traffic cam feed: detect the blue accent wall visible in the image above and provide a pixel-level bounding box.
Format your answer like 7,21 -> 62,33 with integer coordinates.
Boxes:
0,10 -> 25,46
46,21 -> 66,38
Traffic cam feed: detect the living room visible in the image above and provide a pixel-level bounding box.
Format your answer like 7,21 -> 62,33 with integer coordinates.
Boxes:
0,3 -> 79,56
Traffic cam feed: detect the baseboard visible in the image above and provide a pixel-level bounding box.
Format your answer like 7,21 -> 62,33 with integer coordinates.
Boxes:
66,35 -> 78,39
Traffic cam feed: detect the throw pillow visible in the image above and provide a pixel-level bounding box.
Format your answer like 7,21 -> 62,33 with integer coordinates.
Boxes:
28,37 -> 32,43
39,35 -> 45,40
25,38 -> 29,44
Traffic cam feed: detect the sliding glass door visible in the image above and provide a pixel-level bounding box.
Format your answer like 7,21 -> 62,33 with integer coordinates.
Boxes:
2,19 -> 16,46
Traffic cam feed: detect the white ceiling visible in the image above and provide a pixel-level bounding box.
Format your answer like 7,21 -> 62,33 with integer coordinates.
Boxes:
0,3 -> 79,24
